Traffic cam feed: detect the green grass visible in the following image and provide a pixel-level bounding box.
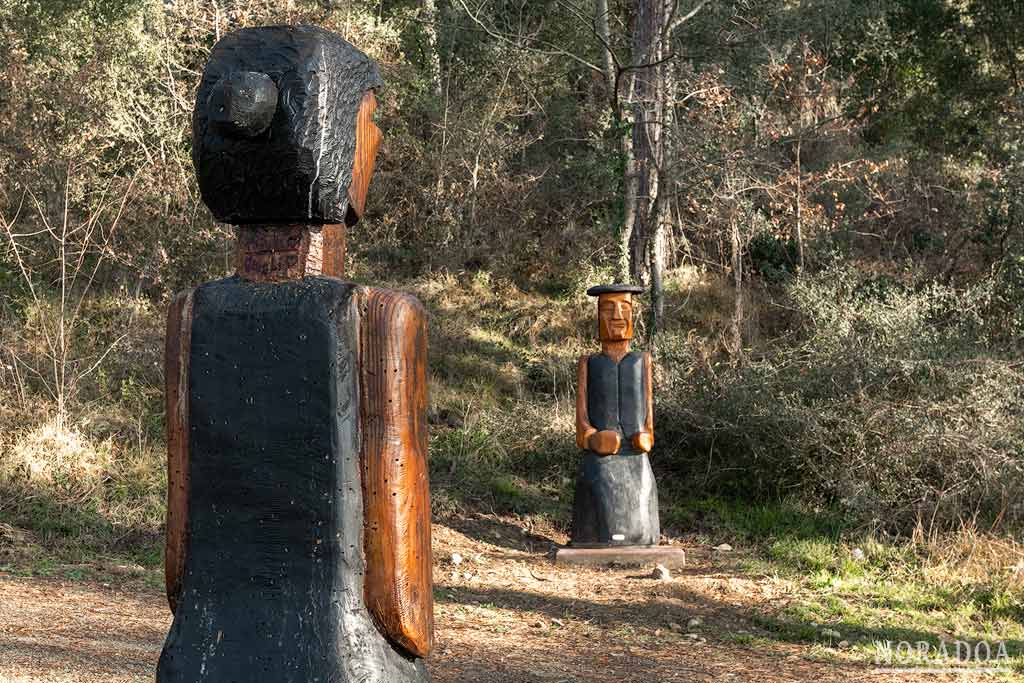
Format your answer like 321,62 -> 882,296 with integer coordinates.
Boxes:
678,499 -> 1024,674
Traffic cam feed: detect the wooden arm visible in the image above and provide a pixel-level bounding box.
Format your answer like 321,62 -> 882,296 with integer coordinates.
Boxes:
164,290 -> 194,614
644,351 -> 654,440
575,356 -> 596,449
630,351 -> 655,453
359,287 -> 434,658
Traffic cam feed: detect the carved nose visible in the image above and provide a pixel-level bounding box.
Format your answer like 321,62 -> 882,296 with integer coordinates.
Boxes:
207,71 -> 278,138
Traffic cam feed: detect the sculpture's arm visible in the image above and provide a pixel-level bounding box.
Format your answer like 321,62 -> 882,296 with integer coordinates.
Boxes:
575,355 -> 597,449
359,287 -> 434,659
164,290 -> 194,613
631,351 -> 655,453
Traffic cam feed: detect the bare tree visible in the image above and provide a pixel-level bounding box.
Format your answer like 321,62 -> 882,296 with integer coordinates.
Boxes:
0,167 -> 137,431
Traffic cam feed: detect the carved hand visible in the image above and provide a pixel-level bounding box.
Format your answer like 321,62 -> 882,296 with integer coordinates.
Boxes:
632,431 -> 654,453
588,429 -> 621,456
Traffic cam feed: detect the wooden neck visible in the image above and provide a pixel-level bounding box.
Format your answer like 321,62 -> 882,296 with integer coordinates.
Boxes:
236,224 -> 347,282
600,339 -> 631,363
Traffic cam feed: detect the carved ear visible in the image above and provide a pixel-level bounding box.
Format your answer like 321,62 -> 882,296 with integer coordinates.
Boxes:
207,71 -> 278,138
346,91 -> 382,225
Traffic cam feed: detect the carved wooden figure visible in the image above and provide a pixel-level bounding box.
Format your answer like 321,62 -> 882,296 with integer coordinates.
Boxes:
159,26 -> 433,683
569,283 -> 660,547
557,286 -> 684,567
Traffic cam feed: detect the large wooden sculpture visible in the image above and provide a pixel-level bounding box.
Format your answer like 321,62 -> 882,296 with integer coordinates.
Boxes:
159,26 -> 433,682
555,284 -> 684,567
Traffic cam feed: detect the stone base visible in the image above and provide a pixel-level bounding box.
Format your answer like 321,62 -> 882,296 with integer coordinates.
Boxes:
553,546 -> 686,568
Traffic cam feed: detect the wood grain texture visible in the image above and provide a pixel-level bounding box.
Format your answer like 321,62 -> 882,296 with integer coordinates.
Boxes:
321,223 -> 347,277
164,290 -> 193,614
575,355 -> 595,449
347,91 -> 381,222
358,287 -> 434,658
235,225 -> 311,282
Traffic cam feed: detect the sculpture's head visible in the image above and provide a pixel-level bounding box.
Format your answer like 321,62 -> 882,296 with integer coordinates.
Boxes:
192,25 -> 382,226
587,284 -> 644,342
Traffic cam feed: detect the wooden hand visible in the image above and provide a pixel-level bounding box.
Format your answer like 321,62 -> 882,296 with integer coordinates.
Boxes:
632,431 -> 654,453
588,429 -> 621,455
577,426 -> 597,450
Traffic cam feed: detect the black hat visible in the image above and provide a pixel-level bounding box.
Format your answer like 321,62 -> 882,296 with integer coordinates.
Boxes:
586,283 -> 644,296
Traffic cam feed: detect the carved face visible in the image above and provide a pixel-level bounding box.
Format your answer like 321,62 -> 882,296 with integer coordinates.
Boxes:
598,293 -> 634,341
345,90 -> 383,226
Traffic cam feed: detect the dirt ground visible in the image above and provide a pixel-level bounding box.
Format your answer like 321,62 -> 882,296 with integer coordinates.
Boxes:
0,517 -> 967,683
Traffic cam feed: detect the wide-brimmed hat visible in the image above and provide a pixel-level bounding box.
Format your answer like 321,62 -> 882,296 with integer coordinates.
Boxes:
586,283 -> 644,296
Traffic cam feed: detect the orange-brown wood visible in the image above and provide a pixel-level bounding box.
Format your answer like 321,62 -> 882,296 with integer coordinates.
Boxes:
321,223 -> 347,277
164,289 -> 194,614
236,225 -> 312,282
575,356 -> 596,449
358,287 -> 434,658
347,91 -> 382,222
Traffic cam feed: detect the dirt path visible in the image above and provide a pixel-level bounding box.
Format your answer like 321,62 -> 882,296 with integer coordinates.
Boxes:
0,520 -> 962,682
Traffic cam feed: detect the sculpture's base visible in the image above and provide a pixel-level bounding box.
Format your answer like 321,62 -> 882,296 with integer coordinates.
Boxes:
553,546 -> 686,568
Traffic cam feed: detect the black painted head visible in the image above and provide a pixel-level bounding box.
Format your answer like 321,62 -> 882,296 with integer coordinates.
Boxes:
193,25 -> 383,225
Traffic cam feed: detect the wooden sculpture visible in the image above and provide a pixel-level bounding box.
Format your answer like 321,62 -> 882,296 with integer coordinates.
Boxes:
555,284 -> 684,567
159,26 -> 433,682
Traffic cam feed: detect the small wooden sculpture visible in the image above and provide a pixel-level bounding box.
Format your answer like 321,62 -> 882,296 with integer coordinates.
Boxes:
159,26 -> 433,682
556,285 -> 684,566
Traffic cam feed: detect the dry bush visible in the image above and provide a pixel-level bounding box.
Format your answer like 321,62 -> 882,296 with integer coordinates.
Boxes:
655,264 -> 1024,532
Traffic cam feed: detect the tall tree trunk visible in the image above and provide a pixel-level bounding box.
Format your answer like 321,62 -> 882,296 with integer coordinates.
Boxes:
648,65 -> 674,338
729,208 -> 744,358
625,0 -> 672,287
794,134 -> 804,272
422,0 -> 443,98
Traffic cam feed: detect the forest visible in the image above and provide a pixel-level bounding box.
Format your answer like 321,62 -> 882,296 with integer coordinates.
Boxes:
1,0 -> 1023,680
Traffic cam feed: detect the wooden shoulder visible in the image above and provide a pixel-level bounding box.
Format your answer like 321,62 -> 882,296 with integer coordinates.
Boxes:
358,287 -> 434,658
164,289 -> 194,614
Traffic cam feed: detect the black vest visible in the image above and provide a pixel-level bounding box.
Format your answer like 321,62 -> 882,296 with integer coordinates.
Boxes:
586,351 -> 646,448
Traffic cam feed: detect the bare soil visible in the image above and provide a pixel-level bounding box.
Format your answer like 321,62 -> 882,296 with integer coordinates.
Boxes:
0,517 -> 963,682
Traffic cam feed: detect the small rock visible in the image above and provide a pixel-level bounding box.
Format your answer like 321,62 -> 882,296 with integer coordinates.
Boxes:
450,552 -> 463,566
838,640 -> 850,649
821,628 -> 841,640
651,564 -> 671,581
462,571 -> 472,580
533,620 -> 545,628
714,543 -> 733,552
687,617 -> 703,629
851,547 -> 865,561
668,622 -> 683,632
686,633 -> 700,640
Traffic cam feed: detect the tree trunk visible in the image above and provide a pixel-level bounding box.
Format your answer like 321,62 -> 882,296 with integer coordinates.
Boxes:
422,0 -> 443,98
729,209 -> 744,358
625,0 -> 672,287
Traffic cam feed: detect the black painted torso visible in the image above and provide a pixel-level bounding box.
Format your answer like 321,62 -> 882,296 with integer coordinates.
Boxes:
586,351 -> 646,447
157,276 -> 425,683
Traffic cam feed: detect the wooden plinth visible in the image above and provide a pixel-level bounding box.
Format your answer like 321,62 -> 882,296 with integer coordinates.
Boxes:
554,546 -> 686,568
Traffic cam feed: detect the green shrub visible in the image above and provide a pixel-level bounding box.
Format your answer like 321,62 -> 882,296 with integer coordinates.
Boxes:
657,264 -> 1024,531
